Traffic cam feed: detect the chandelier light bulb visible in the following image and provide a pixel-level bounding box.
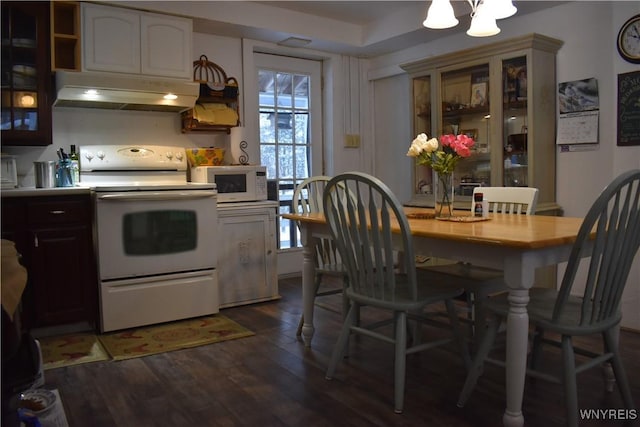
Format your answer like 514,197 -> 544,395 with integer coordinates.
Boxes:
467,1 -> 501,37
489,0 -> 517,20
423,0 -> 459,29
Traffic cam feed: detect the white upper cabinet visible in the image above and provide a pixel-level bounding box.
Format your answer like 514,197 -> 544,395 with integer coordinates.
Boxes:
82,3 -> 192,79
140,15 -> 192,78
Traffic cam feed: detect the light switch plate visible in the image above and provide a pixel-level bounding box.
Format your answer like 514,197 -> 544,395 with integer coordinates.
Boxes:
344,134 -> 360,148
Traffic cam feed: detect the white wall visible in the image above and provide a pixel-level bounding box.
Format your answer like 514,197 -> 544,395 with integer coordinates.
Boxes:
366,1 -> 640,330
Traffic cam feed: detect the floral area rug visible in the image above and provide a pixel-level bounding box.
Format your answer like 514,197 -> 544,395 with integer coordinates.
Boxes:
39,315 -> 254,368
40,333 -> 110,370
97,315 -> 254,361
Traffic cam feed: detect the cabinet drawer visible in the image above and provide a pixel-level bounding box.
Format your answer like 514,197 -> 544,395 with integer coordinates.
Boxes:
27,199 -> 90,225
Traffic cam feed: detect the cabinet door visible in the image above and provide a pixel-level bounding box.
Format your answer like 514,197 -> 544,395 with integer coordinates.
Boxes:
217,209 -> 277,307
0,2 -> 52,147
141,14 -> 192,79
440,63 -> 492,200
29,226 -> 97,327
412,75 -> 433,196
82,3 -> 140,73
502,56 -> 529,187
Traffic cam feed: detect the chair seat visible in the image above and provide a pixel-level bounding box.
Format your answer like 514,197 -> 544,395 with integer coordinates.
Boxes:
348,270 -> 464,312
317,264 -> 346,276
485,289 -> 622,335
419,262 -> 506,294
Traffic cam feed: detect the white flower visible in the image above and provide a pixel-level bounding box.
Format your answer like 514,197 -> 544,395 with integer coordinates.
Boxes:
407,133 -> 438,157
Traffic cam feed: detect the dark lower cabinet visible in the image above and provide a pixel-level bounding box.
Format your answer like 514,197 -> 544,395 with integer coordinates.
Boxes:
1,195 -> 98,329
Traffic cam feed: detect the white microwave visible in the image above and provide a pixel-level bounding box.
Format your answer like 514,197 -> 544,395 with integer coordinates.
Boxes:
191,165 -> 268,203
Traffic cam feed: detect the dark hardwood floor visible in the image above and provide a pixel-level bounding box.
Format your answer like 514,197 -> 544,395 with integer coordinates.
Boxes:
42,277 -> 639,426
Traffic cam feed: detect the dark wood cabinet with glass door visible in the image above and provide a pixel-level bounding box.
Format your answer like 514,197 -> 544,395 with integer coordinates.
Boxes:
1,2 -> 52,147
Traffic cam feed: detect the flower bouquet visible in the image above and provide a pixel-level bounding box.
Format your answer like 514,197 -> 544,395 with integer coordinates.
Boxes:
407,133 -> 475,217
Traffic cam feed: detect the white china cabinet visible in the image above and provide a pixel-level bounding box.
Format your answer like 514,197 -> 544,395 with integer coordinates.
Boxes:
401,33 -> 563,214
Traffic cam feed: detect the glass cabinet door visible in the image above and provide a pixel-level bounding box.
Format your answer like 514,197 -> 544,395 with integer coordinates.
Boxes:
440,63 -> 491,202
412,75 -> 433,196
502,55 -> 528,187
1,2 -> 52,146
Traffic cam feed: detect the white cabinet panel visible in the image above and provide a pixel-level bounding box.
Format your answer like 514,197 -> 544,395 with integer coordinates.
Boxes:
82,3 -> 192,79
141,15 -> 192,79
83,3 -> 140,73
217,203 -> 279,308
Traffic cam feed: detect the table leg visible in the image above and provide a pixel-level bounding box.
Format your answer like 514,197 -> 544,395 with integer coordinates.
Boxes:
300,228 -> 316,347
502,257 -> 535,427
503,288 -> 529,427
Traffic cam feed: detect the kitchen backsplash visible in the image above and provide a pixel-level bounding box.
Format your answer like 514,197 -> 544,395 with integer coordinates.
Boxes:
2,108 -> 229,187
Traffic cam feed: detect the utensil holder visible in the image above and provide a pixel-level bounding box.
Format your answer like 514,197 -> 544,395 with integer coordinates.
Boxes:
56,159 -> 74,187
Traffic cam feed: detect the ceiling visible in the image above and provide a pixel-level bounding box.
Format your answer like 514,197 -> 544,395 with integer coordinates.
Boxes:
255,1 -> 422,26
115,1 -> 564,58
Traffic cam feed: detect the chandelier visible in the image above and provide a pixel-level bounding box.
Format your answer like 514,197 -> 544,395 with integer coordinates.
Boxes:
423,0 -> 517,37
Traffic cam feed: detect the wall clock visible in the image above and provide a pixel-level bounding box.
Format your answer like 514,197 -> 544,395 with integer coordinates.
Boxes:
617,14 -> 640,64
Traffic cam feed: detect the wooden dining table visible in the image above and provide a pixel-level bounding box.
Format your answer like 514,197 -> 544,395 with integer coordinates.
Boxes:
283,206 -> 587,427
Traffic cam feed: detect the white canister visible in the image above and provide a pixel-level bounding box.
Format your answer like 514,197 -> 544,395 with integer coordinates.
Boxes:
230,126 -> 250,165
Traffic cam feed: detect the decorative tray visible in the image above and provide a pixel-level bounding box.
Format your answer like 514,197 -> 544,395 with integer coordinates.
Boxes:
435,216 -> 490,222
406,212 -> 436,220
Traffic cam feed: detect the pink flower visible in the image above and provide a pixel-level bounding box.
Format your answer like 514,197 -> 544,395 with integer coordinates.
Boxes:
409,133 -> 476,174
441,134 -> 474,158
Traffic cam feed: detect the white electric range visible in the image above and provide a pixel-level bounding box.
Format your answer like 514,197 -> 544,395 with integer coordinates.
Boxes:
79,145 -> 219,332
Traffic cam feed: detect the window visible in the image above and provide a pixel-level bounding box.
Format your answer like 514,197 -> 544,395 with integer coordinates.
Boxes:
255,54 -> 322,251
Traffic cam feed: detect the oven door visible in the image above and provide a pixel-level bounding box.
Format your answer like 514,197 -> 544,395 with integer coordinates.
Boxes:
95,189 -> 217,280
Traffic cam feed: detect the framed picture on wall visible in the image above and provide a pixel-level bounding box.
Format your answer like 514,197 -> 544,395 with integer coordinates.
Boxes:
470,82 -> 487,107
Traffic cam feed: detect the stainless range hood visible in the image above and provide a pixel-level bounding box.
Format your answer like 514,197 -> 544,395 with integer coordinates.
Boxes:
54,71 -> 199,112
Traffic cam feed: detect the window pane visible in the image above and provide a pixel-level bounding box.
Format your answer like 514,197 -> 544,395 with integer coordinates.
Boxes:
293,75 -> 309,101
259,110 -> 275,143
294,112 -> 309,144
295,146 -> 309,180
278,145 -> 294,179
260,144 -> 276,178
277,120 -> 293,143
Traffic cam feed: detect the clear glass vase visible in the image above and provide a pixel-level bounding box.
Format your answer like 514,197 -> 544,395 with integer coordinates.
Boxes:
434,171 -> 454,218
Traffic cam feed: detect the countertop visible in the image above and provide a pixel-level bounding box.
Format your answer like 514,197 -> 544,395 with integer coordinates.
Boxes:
1,186 -> 92,197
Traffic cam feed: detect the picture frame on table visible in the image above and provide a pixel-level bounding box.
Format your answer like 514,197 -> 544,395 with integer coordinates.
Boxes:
470,82 -> 487,107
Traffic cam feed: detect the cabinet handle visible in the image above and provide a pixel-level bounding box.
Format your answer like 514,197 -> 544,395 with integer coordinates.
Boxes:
50,210 -> 66,215
34,234 -> 38,248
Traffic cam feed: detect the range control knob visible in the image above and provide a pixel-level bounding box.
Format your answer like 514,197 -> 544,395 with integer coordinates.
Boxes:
175,151 -> 184,161
84,152 -> 94,161
96,151 -> 105,160
165,152 -> 174,160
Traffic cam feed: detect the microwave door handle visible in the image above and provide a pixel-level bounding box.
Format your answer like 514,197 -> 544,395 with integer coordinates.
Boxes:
96,191 -> 217,202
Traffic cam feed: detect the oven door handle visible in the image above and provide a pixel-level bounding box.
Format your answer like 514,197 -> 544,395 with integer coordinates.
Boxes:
96,190 -> 217,201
